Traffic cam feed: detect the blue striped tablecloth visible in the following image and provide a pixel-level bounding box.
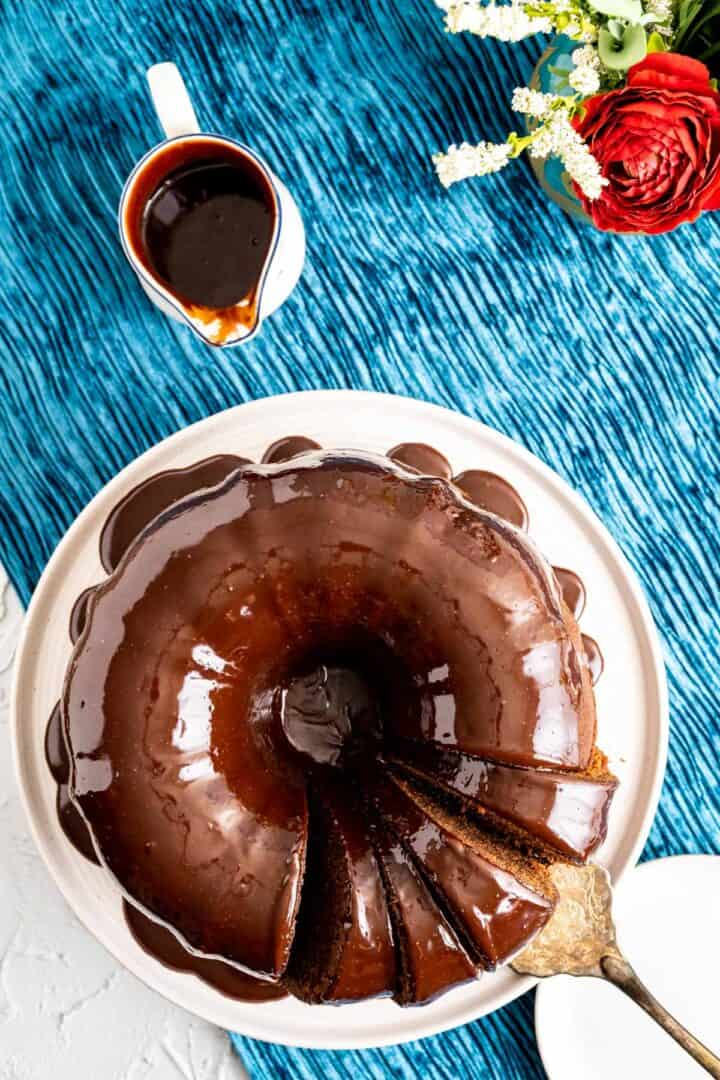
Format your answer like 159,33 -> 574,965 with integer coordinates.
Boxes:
1,1 -> 718,1076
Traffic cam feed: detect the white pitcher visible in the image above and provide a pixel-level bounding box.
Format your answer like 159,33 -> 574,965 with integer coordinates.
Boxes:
118,63 -> 305,348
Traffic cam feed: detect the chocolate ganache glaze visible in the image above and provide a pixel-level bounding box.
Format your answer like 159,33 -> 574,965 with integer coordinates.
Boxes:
49,438 -> 611,1005
124,900 -> 287,1002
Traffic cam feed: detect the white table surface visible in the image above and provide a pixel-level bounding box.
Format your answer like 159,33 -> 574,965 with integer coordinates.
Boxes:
0,568 -> 248,1080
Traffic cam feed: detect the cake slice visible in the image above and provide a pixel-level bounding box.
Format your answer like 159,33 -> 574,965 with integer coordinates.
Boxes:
366,771 -> 554,968
388,738 -> 617,861
286,781 -> 396,1003
368,814 -> 477,1005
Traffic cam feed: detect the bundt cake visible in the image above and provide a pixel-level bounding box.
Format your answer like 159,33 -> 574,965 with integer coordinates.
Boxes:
53,440 -> 617,1006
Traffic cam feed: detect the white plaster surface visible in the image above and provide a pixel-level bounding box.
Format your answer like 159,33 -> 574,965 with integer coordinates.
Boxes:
0,569 -> 248,1080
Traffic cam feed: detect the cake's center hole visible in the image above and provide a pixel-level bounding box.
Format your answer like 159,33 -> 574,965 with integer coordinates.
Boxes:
280,661 -> 383,768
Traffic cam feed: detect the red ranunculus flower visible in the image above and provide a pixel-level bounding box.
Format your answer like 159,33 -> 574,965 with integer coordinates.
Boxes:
573,53 -> 720,234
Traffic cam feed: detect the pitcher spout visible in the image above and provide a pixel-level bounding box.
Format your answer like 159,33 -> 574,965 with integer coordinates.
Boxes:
120,131 -> 286,349
182,284 -> 268,348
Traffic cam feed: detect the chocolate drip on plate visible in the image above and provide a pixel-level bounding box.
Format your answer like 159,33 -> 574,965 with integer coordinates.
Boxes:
582,635 -> 604,685
45,702 -> 69,785
453,470 -> 529,530
99,454 -> 248,572
387,443 -> 453,480
554,567 -> 586,620
69,586 -> 96,644
262,436 -> 322,463
45,702 -> 99,864
55,785 -> 100,864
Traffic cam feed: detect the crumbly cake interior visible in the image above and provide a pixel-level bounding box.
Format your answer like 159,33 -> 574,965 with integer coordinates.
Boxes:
389,745 -> 617,866
388,770 -> 557,903
285,791 -> 350,1002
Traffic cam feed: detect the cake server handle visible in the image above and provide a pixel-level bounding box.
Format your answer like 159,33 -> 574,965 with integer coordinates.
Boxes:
600,951 -> 720,1078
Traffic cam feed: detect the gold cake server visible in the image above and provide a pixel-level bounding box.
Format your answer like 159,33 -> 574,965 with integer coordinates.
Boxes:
512,863 -> 720,1078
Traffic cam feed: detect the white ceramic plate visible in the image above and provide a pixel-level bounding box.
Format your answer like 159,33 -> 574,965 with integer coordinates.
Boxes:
535,856 -> 720,1079
11,390 -> 668,1049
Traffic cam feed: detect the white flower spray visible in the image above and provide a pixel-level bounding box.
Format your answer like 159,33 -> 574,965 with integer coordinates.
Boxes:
644,0 -> 675,33
528,115 -> 607,200
434,141 -> 513,187
442,0 -> 598,43
568,46 -> 601,95
434,87 -> 608,199
444,1 -> 553,41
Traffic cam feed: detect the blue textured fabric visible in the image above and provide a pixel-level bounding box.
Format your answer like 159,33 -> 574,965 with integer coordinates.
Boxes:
1,1 -> 719,1076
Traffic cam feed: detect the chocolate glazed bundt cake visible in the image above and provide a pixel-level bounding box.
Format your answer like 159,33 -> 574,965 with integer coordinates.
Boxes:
55,440 -> 617,1006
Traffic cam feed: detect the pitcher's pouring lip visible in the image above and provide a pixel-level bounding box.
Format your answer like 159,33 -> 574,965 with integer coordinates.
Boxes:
118,132 -> 283,349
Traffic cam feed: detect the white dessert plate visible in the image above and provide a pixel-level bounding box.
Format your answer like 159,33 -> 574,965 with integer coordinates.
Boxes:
11,390 -> 668,1049
535,856 -> 720,1079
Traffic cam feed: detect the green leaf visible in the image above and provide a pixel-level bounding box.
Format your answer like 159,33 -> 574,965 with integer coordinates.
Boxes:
646,31 -> 666,53
673,0 -> 720,78
508,132 -> 534,158
588,0 -> 643,21
675,0 -> 708,40
598,23 -> 647,70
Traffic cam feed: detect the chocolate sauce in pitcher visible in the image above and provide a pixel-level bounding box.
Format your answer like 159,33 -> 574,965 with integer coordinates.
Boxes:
123,138 -> 278,343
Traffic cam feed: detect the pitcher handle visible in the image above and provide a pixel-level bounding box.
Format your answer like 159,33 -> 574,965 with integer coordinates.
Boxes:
147,63 -> 200,140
